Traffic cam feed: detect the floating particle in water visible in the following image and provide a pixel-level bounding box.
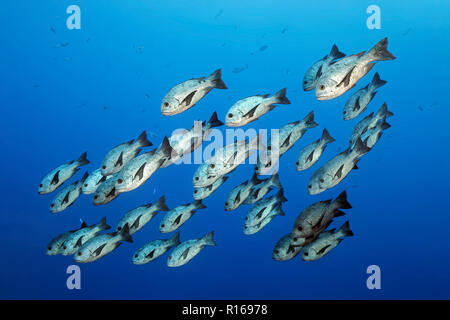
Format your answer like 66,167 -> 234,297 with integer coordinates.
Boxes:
214,9 -> 223,20
232,64 -> 248,73
153,188 -> 156,195
402,28 -> 412,36
286,68 -> 291,75
145,93 -> 150,99
32,84 -> 40,88
103,106 -> 108,110
50,26 -> 56,34
86,38 -> 91,43
221,43 -> 226,47
418,105 -> 423,111
56,42 -> 69,48
259,45 -> 268,52
281,26 -> 288,34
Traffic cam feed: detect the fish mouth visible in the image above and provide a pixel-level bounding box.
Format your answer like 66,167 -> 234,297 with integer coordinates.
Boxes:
225,120 -> 241,127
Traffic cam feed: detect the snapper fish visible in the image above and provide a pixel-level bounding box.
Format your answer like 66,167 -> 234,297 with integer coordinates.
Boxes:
81,168 -> 110,194
303,44 -> 346,91
225,173 -> 262,211
74,224 -> 133,263
272,233 -> 302,261
39,152 -> 89,194
115,137 -> 175,193
161,69 -> 227,116
61,217 -> 111,256
245,173 -> 282,205
308,138 -> 370,195
225,88 -> 291,127
159,200 -> 207,233
50,172 -> 88,213
343,72 -> 387,120
132,232 -> 181,265
315,38 -> 395,100
244,202 -> 285,235
101,131 -> 152,176
116,196 -> 169,235
302,221 -> 354,261
194,176 -> 228,200
296,128 -> 335,171
167,231 -> 216,267
93,172 -> 121,205
46,221 -> 87,255
360,119 -> 391,149
160,111 -> 224,168
290,191 -> 352,247
244,189 -> 287,228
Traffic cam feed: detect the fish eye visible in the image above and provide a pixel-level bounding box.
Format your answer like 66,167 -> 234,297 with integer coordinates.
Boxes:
194,190 -> 198,194
297,226 -> 303,232
50,203 -> 55,208
164,102 -> 169,108
102,165 -> 106,169
319,85 -> 325,90
296,161 -> 299,165
194,177 -> 199,181
48,246 -> 52,250
225,202 -> 228,206
228,113 -> 233,118
320,178 -> 324,183
84,183 -> 88,187
161,224 -> 165,228
77,252 -> 82,256
245,217 -> 248,221
274,249 -> 279,254
308,185 -> 312,189
118,179 -> 123,184
168,256 -> 172,260
244,226 -> 248,229
255,166 -> 259,171
40,184 -> 43,188
293,237 -> 298,242
94,195 -> 98,200
134,254 -> 138,258
117,226 -> 122,231
343,111 -> 347,114
304,252 -> 309,256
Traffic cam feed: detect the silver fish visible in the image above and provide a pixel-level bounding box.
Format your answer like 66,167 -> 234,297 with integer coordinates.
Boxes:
81,168 -> 110,194
116,196 -> 169,235
159,200 -> 206,233
194,176 -> 228,200
101,131 -> 152,176
315,38 -> 395,100
74,224 -> 133,263
50,172 -> 88,213
244,189 -> 287,227
302,221 -> 354,261
46,221 -> 87,255
308,139 -> 370,195
272,233 -> 302,261
244,203 -> 285,235
61,217 -> 111,256
167,231 -> 215,267
39,152 -> 89,194
360,119 -> 391,149
161,69 -> 227,116
225,173 -> 261,211
132,232 -> 180,265
93,172 -> 121,205
290,191 -> 352,247
296,128 -> 335,171
225,88 -> 290,127
303,44 -> 345,91
245,173 -> 281,204
343,72 -> 387,120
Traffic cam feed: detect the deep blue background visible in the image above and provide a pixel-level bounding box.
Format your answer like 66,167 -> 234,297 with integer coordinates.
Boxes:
1,1 -> 449,299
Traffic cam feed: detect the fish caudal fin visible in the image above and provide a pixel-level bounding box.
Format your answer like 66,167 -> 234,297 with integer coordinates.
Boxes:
376,102 -> 394,119
338,221 -> 354,237
98,216 -> 111,231
367,37 -> 396,61
136,131 -> 153,148
301,111 -> 319,129
329,44 -> 346,60
250,172 -> 262,185
275,188 -> 288,202
370,72 -> 387,90
170,231 -> 181,246
194,199 -> 207,209
272,88 -> 291,105
76,152 -> 90,166
321,128 -> 336,144
353,137 -> 371,157
208,69 -> 227,89
270,173 -> 282,189
381,120 -> 391,131
120,223 -> 133,243
159,136 -> 177,159
333,190 -> 352,209
203,231 -> 216,246
206,111 -> 224,129
156,195 -> 170,211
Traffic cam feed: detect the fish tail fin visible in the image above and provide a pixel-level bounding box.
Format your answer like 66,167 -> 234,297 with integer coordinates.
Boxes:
275,188 -> 288,202
367,37 -> 396,61
170,231 -> 181,246
98,216 -> 111,231
250,172 -> 262,185
136,131 -> 153,148
376,102 -> 394,119
333,190 -> 352,209
194,199 -> 207,209
120,223 -> 133,243
370,72 -> 387,90
321,128 -> 336,144
274,202 -> 286,216
206,111 -> 224,129
381,120 -> 391,131
155,195 -> 170,211
270,173 -> 282,189
272,88 -> 291,105
203,231 -> 216,246
76,152 -> 90,166
337,221 -> 354,238
208,69 -> 227,89
329,44 -> 346,60
353,137 -> 371,157
301,111 -> 319,129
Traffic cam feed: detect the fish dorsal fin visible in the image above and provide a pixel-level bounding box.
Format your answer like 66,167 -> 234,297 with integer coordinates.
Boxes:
80,221 -> 88,228
180,247 -> 190,260
353,97 -> 361,111
334,164 -> 344,180
51,171 -> 60,185
235,190 -> 241,204
62,191 -> 70,204
337,66 -> 355,88
173,214 -> 183,226
131,215 -> 141,230
134,163 -> 146,181
287,244 -> 296,254
312,215 -> 324,230
243,104 -> 259,119
253,188 -> 261,199
281,133 -> 292,148
97,175 -> 107,186
106,187 -> 116,198
306,149 -> 315,163
74,236 -> 84,248
182,91 -> 196,106
317,244 -> 331,255
93,243 -> 107,257
115,152 -> 123,168
145,249 -> 156,259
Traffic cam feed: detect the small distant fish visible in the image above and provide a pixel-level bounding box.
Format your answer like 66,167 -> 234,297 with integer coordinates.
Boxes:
194,176 -> 228,200
244,203 -> 284,235
245,174 -> 281,204
56,42 -> 69,48
302,221 -> 354,261
281,26 -> 288,34
360,119 -> 391,149
272,233 -> 302,261
116,196 -> 169,235
303,44 -> 345,91
33,84 -> 40,88
133,232 -> 180,265
46,221 -> 87,255
232,64 -> 248,74
74,224 -> 133,263
61,217 -> 111,256
225,173 -> 261,211
93,173 -> 121,206
167,231 -> 215,267
145,93 -> 150,99
82,168 -> 110,195
101,131 -> 153,176
296,128 -> 335,171
259,45 -> 268,52
161,69 -> 227,116
39,152 -> 89,195
225,88 -> 291,127
159,200 -> 206,233
244,189 -> 287,228
50,26 -> 56,34
402,28 -> 412,36
343,72 -> 387,121
214,9 -> 223,20
50,172 -> 88,213
418,105 -> 423,112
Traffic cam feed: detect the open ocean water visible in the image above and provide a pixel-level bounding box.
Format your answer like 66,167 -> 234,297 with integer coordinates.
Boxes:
1,1 -> 449,299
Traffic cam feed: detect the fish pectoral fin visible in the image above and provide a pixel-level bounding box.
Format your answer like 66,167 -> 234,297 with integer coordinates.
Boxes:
51,170 -> 60,185
317,244 -> 331,255
315,65 -> 323,79
145,249 -> 156,259
255,207 -> 266,220
353,97 -> 361,111
180,247 -> 190,260
134,163 -> 146,181
337,66 -> 355,88
190,137 -> 200,151
173,213 -> 183,226
235,190 -> 241,204
281,133 -> 292,148
93,243 -> 107,257
182,91 -> 197,106
106,187 -> 116,198
131,215 -> 142,230
243,104 -> 259,119
115,152 -> 123,168
306,149 -> 315,163
62,191 -> 70,205
287,244 -> 296,254
333,164 -> 344,180
97,175 -> 107,186
74,236 -> 84,248
226,151 -> 238,167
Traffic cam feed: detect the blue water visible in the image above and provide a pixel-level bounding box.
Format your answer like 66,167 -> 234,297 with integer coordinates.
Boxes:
1,0 -> 449,299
